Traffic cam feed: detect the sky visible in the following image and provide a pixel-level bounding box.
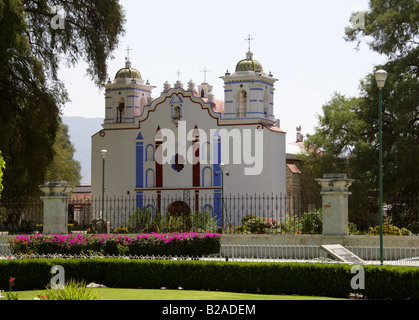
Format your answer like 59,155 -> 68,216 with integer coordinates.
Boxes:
60,0 -> 387,143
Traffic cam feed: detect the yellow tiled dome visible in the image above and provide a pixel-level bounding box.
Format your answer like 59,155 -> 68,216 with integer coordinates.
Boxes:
235,51 -> 263,72
115,60 -> 142,80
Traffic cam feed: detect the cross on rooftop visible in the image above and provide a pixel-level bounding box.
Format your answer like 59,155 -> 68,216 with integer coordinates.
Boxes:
245,34 -> 254,51
125,45 -> 132,61
200,66 -> 211,83
176,70 -> 182,81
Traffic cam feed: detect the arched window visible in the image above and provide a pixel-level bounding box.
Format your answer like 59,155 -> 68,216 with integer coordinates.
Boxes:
117,97 -> 125,123
146,169 -> 155,188
146,144 -> 155,161
202,167 -> 213,187
173,106 -> 181,120
238,90 -> 247,117
201,89 -> 205,98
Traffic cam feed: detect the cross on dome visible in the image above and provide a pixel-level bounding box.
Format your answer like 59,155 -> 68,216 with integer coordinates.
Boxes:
125,45 -> 132,61
245,34 -> 254,52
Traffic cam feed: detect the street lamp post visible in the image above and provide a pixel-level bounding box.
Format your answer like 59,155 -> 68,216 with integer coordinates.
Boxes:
101,149 -> 108,219
375,69 -> 387,266
219,163 -> 225,227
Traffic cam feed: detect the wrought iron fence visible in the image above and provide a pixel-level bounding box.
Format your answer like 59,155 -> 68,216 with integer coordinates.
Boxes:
0,197 -> 43,235
72,193 -> 322,235
348,194 -> 419,234
0,194 -> 321,235
0,193 -> 417,235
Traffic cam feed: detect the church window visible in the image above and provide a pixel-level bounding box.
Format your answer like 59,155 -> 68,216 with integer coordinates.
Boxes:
146,169 -> 155,188
201,89 -> 205,98
117,97 -> 125,123
146,144 -> 155,161
202,167 -> 213,187
238,90 -> 247,117
173,106 -> 181,120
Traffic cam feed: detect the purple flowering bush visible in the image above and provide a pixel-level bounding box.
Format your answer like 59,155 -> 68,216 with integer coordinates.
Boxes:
8,232 -> 221,257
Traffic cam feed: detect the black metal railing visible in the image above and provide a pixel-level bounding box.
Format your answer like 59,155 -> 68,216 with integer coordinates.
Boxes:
0,193 -> 417,235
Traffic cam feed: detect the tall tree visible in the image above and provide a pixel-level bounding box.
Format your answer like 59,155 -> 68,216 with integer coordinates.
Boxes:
344,0 -> 419,198
45,122 -> 82,186
0,0 -> 125,197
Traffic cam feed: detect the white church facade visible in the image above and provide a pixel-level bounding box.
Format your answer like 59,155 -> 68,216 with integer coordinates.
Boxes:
91,48 -> 287,224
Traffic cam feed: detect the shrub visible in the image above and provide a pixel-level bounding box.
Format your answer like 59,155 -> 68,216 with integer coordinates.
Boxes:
87,219 -> 108,234
8,232 -> 222,257
1,259 -> 418,299
112,226 -> 129,234
127,208 -> 155,233
37,279 -> 99,300
244,217 -> 280,234
300,209 -> 322,234
367,218 -> 411,236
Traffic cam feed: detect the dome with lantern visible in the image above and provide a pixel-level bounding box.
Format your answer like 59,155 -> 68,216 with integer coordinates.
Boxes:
235,51 -> 263,73
114,59 -> 142,84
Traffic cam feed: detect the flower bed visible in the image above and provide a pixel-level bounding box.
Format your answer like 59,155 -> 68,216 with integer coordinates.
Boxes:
8,232 -> 221,257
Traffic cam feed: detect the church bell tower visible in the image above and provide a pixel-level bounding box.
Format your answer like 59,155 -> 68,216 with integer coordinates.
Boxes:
104,49 -> 155,127
220,37 -> 277,123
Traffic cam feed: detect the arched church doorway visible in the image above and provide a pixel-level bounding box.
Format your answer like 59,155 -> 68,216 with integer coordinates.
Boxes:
166,201 -> 192,231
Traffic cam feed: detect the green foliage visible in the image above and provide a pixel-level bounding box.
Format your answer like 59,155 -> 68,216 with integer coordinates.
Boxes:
1,259 -> 418,300
300,209 -> 322,234
344,0 -> 419,61
243,217 -> 281,234
0,277 -> 19,300
8,233 -> 222,257
87,218 -> 108,234
45,122 -> 81,186
112,226 -> 129,234
38,279 -> 99,300
0,0 -> 125,198
302,0 -> 418,231
127,208 -> 220,234
367,217 -> 412,236
348,222 -> 361,235
127,207 -> 156,233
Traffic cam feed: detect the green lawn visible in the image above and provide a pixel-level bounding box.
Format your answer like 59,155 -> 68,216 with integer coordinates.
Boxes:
13,288 -> 343,300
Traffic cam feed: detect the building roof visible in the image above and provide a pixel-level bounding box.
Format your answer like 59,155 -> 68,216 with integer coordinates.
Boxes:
115,60 -> 142,80
286,163 -> 302,174
235,51 -> 263,72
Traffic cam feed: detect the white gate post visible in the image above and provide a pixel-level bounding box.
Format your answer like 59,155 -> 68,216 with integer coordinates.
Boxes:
316,174 -> 354,236
39,181 -> 74,234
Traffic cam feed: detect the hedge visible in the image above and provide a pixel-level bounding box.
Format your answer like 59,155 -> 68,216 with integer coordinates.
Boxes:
8,233 -> 221,257
0,259 -> 418,300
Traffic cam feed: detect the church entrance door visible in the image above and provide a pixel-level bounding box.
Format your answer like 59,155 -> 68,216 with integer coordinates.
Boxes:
167,201 -> 192,232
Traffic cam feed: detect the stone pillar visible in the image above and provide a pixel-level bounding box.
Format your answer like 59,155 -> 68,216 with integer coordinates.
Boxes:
39,181 -> 74,235
316,174 -> 354,236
